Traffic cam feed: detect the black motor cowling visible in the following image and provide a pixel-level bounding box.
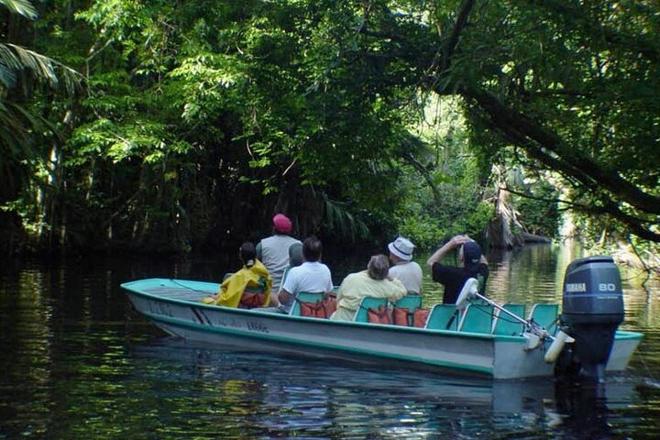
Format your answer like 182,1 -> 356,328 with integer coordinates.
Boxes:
560,256 -> 624,382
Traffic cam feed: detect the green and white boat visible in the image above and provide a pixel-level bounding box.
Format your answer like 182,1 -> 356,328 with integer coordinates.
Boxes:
121,256 -> 642,380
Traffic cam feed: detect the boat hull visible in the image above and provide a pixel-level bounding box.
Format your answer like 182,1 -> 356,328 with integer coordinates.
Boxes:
122,278 -> 643,379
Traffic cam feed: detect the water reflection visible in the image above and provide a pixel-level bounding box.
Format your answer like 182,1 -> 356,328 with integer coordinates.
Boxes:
123,339 -> 644,439
553,383 -> 613,439
1,246 -> 659,439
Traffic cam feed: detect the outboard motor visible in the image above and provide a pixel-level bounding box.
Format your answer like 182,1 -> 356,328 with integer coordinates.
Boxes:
559,256 -> 624,383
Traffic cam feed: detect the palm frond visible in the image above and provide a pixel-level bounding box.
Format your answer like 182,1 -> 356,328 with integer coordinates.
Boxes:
0,44 -> 23,88
0,43 -> 82,94
0,100 -> 31,164
0,0 -> 79,176
0,0 -> 38,20
0,61 -> 18,88
323,196 -> 370,242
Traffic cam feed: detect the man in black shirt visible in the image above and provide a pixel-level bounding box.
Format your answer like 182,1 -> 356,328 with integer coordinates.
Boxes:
426,235 -> 489,304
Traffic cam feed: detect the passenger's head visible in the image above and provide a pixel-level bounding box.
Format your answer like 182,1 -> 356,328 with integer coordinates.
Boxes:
367,254 -> 390,280
288,242 -> 303,267
388,236 -> 414,263
239,242 -> 256,267
272,213 -> 293,234
459,241 -> 482,272
302,236 -> 322,262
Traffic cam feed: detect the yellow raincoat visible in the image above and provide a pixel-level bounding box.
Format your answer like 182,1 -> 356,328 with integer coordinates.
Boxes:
213,259 -> 272,308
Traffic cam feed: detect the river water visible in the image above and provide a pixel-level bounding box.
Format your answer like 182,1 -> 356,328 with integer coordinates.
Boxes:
0,244 -> 658,439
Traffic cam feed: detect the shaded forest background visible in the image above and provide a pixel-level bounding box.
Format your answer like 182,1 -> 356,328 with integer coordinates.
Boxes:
0,0 -> 657,268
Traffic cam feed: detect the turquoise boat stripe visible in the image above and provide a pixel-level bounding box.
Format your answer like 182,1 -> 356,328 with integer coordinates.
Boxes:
613,330 -> 644,341
141,309 -> 494,375
122,279 -> 643,343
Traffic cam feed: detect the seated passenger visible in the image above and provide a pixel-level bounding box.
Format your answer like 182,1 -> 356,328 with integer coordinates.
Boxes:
202,242 -> 272,308
387,236 -> 423,294
271,241 -> 304,305
426,234 -> 489,304
277,235 -> 333,314
330,254 -> 407,321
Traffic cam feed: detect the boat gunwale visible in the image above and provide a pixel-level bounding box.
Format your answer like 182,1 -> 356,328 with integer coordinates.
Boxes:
122,279 -> 517,342
121,278 -> 644,343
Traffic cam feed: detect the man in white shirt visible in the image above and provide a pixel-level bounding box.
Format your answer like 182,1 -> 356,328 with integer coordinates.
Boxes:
387,236 -> 423,294
278,236 -> 333,314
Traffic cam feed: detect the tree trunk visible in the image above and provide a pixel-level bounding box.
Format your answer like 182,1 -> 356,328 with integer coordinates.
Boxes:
487,186 -> 525,249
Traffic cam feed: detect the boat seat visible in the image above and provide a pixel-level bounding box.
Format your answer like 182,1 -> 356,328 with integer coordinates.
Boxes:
354,297 -> 389,323
425,304 -> 460,331
392,294 -> 422,311
289,291 -> 325,316
528,303 -> 559,335
390,294 -> 423,326
238,276 -> 270,308
492,304 -> 526,335
459,304 -> 495,334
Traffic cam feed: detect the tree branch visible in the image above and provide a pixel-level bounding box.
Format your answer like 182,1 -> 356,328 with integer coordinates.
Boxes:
401,152 -> 442,206
441,0 -> 476,72
459,87 -> 660,215
502,185 -> 588,210
503,185 -> 659,242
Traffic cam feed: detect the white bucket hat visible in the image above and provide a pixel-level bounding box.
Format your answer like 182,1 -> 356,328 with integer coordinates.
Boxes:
388,237 -> 415,261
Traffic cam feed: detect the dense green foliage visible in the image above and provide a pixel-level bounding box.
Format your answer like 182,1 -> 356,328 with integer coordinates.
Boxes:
0,0 -> 657,256
452,1 -> 659,242
514,183 -> 561,239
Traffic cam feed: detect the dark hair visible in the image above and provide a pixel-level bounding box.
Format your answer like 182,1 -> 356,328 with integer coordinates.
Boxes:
288,242 -> 303,267
239,242 -> 256,267
302,236 -> 322,262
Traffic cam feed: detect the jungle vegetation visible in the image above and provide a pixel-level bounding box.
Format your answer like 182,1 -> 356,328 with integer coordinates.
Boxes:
0,0 -> 657,264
